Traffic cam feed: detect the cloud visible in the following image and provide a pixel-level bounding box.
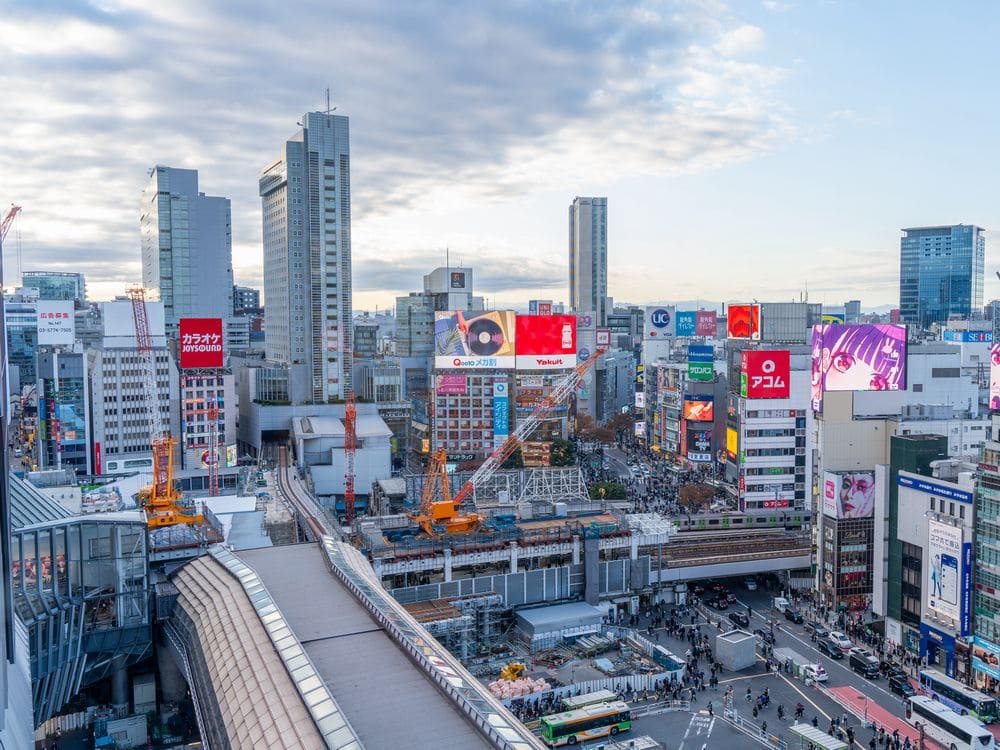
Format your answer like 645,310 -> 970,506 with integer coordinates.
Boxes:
1,1 -> 791,305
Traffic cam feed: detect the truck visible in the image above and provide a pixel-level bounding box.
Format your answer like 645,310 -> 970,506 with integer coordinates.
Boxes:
772,596 -> 790,613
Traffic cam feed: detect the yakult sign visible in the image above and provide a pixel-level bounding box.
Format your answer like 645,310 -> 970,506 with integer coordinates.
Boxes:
741,350 -> 790,399
179,318 -> 224,369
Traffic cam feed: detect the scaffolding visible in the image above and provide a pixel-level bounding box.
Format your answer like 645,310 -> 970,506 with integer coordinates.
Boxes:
404,592 -> 508,660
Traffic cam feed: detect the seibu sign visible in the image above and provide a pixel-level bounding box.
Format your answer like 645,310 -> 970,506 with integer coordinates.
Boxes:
741,350 -> 790,399
179,318 -> 224,369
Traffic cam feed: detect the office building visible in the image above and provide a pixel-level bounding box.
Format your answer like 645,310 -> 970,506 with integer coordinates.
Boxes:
140,166 -> 234,336
900,224 -> 985,327
568,197 -> 608,326
974,418 -> 1000,691
260,111 -> 353,403
4,287 -> 38,391
844,299 -> 862,324
21,271 -> 86,307
179,371 -> 236,471
37,351 -> 91,474
233,284 -> 261,313
395,267 -> 483,358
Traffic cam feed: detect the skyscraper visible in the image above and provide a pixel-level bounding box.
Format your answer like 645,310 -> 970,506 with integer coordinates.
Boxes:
899,224 -> 985,327
21,271 -> 86,307
140,166 -> 234,335
568,196 -> 608,326
260,111 -> 353,402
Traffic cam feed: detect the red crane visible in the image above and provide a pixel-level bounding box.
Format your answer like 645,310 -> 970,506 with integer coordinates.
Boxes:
344,389 -> 357,522
0,205 -> 21,247
207,398 -> 220,497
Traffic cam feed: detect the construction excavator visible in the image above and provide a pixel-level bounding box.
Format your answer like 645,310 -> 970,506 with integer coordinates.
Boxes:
409,349 -> 603,536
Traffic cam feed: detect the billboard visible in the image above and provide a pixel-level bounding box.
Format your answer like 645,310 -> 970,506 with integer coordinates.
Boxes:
811,324 -> 906,409
687,429 -> 712,462
435,373 -> 467,395
821,471 -> 875,518
741,350 -> 790,399
434,310 -> 516,369
727,304 -> 760,340
515,315 -> 577,369
927,519 -> 964,625
688,345 -> 714,381
943,330 -> 992,343
993,343 -> 1000,411
596,328 -> 612,348
696,310 -> 718,337
37,301 -> 75,346
645,306 -> 676,338
676,311 -> 697,337
726,427 -> 738,459
493,380 -> 510,448
450,271 -> 467,289
821,312 -> 845,325
179,318 -> 224,369
635,391 -> 645,409
682,395 -> 714,422
973,637 -> 1000,680
634,421 -> 645,438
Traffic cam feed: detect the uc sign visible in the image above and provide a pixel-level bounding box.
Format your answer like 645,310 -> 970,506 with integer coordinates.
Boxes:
742,350 -> 790,399
651,309 -> 672,328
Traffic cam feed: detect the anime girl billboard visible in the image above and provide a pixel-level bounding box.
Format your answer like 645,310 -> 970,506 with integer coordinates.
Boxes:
811,324 -> 907,411
990,342 -> 1000,411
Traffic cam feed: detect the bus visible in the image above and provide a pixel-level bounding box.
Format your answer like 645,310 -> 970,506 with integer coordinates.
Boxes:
561,690 -> 618,711
920,669 -> 998,723
539,701 -> 632,746
905,696 -> 995,750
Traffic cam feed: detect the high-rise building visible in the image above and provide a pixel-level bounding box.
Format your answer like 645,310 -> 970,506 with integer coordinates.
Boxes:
975,418 -> 1000,691
37,350 -> 91,474
140,166 -> 234,336
568,196 -> 608,326
233,285 -> 261,313
260,111 -> 353,402
4,287 -> 38,391
899,224 -> 985,327
21,271 -> 86,307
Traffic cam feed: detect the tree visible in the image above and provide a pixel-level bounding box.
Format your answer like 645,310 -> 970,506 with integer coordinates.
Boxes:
549,438 -> 576,467
502,447 -> 524,469
589,481 -> 627,500
608,412 -> 634,435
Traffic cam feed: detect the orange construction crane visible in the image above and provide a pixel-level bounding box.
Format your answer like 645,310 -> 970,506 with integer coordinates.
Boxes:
410,348 -> 603,535
128,287 -> 204,529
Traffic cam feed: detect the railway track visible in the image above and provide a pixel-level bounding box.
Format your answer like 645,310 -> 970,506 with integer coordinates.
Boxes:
274,444 -> 339,541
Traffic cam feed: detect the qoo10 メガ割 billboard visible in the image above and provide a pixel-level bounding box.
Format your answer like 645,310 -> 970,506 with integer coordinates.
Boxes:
811,324 -> 907,411
515,315 -> 577,369
434,311 -> 516,369
179,318 -> 224,369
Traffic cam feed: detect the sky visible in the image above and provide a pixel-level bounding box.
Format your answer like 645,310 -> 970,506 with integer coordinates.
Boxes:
3,1 -> 1000,313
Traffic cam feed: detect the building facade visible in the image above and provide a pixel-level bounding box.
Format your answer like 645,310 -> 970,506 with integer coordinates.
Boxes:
568,197 -> 608,326
5,288 -> 37,391
21,271 -> 86,307
259,111 -> 353,402
233,284 -> 261,313
900,225 -> 985,327
974,418 -> 1000,692
140,166 -> 234,336
37,351 -> 91,475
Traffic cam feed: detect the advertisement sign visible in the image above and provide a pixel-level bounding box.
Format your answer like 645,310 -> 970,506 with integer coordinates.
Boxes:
682,395 -> 714,422
973,637 -> 1000,680
811,324 -> 906,408
741,350 -> 790,399
676,311 -> 697,337
897,473 -> 974,504
435,373 -> 467,395
596,328 -> 612,348
634,421 -> 646,439
726,427 -> 738,459
450,271 -> 467,289
179,317 -> 224,369
688,344 -> 714,382
821,313 -> 845,325
515,315 -> 577,369
434,310 -> 516,369
927,519 -> 963,624
635,391 -> 645,409
493,380 -> 510,448
822,471 -> 875,518
95,442 -> 102,475
36,301 -> 75,346
991,343 -> 1000,411
696,310 -> 718,337
529,300 -> 553,315
645,306 -> 676,338
943,330 -> 992,343
687,429 -> 711,462
727,304 -> 761,340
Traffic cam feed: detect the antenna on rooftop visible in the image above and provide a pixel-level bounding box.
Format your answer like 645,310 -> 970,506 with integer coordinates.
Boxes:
324,87 -> 337,114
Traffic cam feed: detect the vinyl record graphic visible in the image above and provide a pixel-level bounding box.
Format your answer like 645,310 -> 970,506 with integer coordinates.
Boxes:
467,317 -> 504,355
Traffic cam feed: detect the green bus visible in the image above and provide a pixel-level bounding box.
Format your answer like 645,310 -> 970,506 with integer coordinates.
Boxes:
539,700 -> 632,746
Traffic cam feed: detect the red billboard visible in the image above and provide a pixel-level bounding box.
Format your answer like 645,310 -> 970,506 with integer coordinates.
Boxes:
695,310 -> 718,337
741,350 -> 790,399
179,318 -> 224,369
727,304 -> 760,340
515,315 -> 577,370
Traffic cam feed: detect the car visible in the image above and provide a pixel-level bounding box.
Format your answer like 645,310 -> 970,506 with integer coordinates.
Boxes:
828,631 -> 852,651
691,584 -> 705,595
802,664 -> 828,683
728,611 -> 750,628
710,582 -> 726,593
726,592 -> 738,603
744,577 -> 758,591
711,598 -> 730,610
818,639 -> 844,659
784,609 -> 804,624
888,674 -> 915,698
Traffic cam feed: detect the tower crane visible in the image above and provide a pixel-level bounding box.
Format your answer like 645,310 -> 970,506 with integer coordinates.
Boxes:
207,397 -> 220,497
410,348 -> 603,535
344,389 -> 357,522
0,205 -> 21,248
128,287 -> 205,529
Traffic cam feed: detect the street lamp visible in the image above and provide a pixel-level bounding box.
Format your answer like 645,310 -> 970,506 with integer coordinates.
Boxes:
856,693 -> 869,728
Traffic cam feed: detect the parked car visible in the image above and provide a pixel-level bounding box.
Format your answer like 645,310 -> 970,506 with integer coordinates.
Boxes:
880,660 -> 906,680
804,621 -> 830,639
728,611 -> 750,628
802,664 -> 828,683
818,639 -> 844,659
849,648 -> 880,679
726,592 -> 738,603
888,674 -> 915,698
784,609 -> 804,624
744,577 -> 758,591
828,631 -> 852,651
754,628 -> 776,645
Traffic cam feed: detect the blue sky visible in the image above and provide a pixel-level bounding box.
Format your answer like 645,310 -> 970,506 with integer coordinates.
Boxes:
2,1 -> 999,312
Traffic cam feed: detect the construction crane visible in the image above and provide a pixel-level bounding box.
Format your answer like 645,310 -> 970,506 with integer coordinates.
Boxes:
128,287 -> 204,529
344,389 -> 357,523
410,348 -> 603,535
0,205 -> 21,249
206,397 -> 220,496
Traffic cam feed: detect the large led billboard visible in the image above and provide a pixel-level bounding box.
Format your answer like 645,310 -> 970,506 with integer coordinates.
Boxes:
991,343 -> 1000,411
811,324 -> 906,409
741,350 -> 790,399
645,306 -> 676,339
927,519 -> 966,625
179,318 -> 224,369
515,315 -> 577,369
682,395 -> 714,422
434,310 -> 516,369
687,429 -> 712,462
726,427 -> 738,459
821,471 -> 875,518
727,304 -> 760,340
